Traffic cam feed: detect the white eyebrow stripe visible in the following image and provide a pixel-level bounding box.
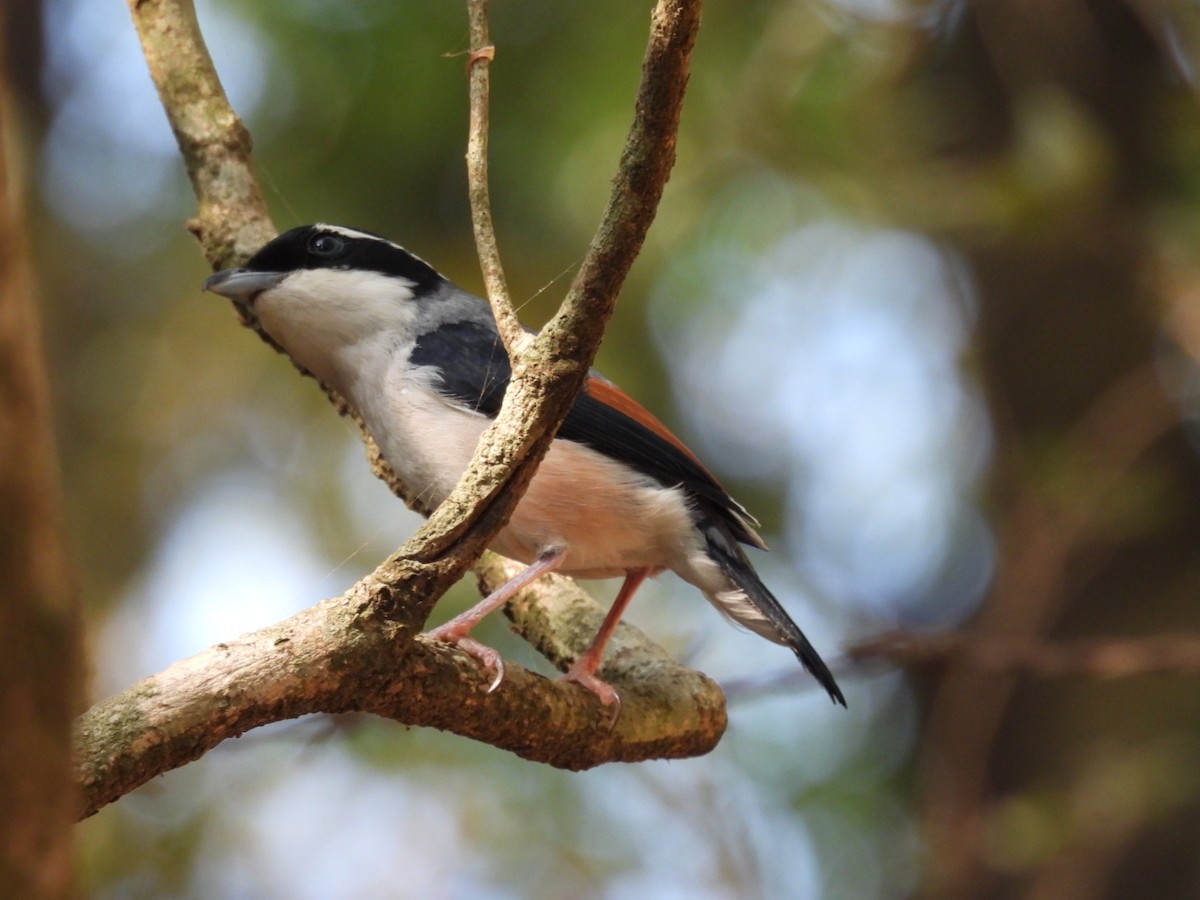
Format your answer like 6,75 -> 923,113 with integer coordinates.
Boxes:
313,223 -> 402,248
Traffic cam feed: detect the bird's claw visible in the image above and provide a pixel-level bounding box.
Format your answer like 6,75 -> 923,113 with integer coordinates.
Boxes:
428,624 -> 620,724
427,628 -> 506,694
562,665 -> 623,729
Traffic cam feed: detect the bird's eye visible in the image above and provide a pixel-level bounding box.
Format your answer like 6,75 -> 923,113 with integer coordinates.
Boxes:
309,234 -> 346,258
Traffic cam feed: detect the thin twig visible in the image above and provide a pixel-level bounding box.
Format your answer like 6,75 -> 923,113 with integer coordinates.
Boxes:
465,0 -> 525,356
722,630 -> 1200,702
849,630 -> 1200,677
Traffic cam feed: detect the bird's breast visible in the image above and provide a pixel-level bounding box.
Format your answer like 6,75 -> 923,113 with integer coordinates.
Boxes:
352,366 -> 700,578
358,370 -> 491,510
493,439 -> 699,578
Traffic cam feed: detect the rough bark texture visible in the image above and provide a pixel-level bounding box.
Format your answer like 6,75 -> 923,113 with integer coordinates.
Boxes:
75,555 -> 725,819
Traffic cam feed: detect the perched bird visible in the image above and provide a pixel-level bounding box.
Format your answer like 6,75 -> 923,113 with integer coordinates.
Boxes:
204,224 -> 845,709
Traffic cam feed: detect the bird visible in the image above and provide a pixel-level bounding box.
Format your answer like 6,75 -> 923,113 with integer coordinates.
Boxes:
204,224 -> 846,710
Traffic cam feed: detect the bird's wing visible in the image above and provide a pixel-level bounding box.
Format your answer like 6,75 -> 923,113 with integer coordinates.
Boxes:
410,319 -> 511,415
410,318 -> 766,549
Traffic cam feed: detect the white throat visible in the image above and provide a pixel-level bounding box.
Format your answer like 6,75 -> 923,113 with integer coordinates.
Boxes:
254,268 -> 419,392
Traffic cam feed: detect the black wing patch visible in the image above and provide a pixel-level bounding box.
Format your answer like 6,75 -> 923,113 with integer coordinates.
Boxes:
410,319 -> 752,537
410,320 -> 510,415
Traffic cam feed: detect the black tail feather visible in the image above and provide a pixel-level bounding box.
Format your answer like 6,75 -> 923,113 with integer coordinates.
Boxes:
702,524 -> 846,707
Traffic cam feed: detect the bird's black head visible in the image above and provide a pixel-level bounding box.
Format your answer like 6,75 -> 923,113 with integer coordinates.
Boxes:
245,224 -> 447,296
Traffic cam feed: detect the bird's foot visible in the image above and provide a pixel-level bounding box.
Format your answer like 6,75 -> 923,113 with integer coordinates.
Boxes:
421,546 -> 569,695
562,662 -> 622,727
425,625 -> 506,694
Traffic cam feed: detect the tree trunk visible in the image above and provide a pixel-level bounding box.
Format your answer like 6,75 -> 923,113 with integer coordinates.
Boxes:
0,6 -> 84,894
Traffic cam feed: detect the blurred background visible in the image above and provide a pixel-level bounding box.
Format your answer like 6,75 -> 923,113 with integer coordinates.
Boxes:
6,0 -> 1200,896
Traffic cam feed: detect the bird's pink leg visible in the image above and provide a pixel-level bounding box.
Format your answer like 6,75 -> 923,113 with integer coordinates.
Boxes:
426,546 -> 567,692
563,568 -> 650,713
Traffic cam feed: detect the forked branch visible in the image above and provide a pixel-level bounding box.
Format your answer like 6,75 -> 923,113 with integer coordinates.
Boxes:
81,0 -> 715,818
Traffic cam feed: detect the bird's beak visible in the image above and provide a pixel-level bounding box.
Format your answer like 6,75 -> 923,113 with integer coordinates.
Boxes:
203,269 -> 285,304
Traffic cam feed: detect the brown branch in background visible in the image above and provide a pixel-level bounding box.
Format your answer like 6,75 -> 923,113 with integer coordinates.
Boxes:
917,361 -> 1181,899
722,629 -> 1200,703
0,24 -> 82,896
849,630 -> 1200,678
464,0 -> 525,355
91,0 -> 713,810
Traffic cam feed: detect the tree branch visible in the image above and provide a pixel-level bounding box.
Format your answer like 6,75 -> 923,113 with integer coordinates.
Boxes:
125,0 -> 274,267
464,0 -> 524,356
91,0 -> 713,813
75,554 -> 726,820
849,630 -> 1200,678
721,629 -> 1200,703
